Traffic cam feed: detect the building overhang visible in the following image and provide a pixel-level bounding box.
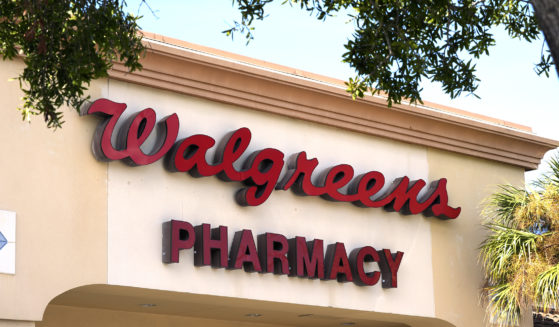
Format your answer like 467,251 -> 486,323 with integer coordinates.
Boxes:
107,32 -> 559,170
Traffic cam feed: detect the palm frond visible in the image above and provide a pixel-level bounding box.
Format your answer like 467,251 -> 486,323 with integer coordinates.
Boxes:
483,185 -> 528,228
486,283 -> 521,327
540,185 -> 559,231
534,264 -> 559,312
533,156 -> 559,189
480,224 -> 543,283
481,153 -> 559,325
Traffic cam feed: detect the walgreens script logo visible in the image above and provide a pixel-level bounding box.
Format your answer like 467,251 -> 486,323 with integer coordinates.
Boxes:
86,98 -> 461,219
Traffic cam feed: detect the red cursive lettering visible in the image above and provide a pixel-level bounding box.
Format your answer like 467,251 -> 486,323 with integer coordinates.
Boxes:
87,98 -> 461,219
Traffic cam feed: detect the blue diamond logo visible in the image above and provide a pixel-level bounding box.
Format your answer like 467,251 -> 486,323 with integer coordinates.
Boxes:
0,231 -> 6,251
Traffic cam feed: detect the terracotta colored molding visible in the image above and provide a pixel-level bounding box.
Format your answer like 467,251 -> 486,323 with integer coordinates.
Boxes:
108,33 -> 559,170
139,32 -> 533,132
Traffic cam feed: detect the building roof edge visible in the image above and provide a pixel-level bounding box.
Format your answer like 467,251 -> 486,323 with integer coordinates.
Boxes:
106,31 -> 558,170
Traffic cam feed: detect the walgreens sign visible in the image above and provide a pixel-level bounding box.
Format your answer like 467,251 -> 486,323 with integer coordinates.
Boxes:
86,98 -> 461,219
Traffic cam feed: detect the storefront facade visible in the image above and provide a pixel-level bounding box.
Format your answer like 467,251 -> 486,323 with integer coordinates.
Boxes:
0,33 -> 557,327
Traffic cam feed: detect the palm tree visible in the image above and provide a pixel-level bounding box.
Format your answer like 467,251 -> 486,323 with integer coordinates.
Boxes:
480,155 -> 559,326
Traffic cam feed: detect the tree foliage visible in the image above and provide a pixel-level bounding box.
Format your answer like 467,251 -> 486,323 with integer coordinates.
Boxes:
226,0 -> 555,105
0,0 -> 144,128
480,156 -> 559,326
0,1 -> 557,128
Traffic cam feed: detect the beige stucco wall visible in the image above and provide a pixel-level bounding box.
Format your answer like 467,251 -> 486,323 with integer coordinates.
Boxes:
0,59 -> 108,321
428,149 -> 525,326
103,80 -> 438,318
0,57 -> 531,327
